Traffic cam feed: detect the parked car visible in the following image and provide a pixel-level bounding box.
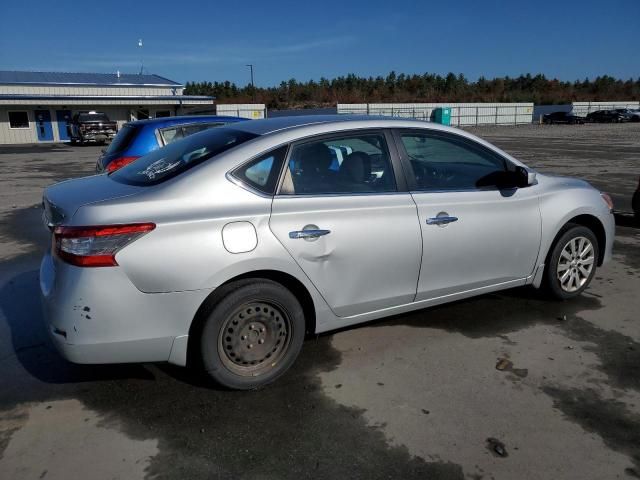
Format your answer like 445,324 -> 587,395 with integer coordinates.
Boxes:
613,108 -> 639,122
97,115 -> 246,173
543,111 -> 585,124
40,116 -> 615,389
586,110 -> 627,123
633,175 -> 640,221
68,111 -> 118,144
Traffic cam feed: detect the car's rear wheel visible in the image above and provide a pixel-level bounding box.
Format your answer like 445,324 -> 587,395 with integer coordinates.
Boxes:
544,225 -> 599,299
200,280 -> 305,390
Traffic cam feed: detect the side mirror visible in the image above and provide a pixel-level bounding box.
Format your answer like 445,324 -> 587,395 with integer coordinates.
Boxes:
515,166 -> 536,188
527,170 -> 537,186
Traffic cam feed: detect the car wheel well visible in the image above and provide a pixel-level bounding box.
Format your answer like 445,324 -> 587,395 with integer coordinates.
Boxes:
187,270 -> 316,368
548,215 -> 606,266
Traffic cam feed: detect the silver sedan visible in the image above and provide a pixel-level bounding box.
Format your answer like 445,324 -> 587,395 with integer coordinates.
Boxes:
40,116 -> 615,389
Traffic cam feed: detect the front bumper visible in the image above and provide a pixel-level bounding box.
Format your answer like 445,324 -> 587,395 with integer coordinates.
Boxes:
40,252 -> 210,366
79,131 -> 116,142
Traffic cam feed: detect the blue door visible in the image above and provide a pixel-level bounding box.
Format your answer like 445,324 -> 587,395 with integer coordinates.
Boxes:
34,110 -> 54,141
55,110 -> 72,141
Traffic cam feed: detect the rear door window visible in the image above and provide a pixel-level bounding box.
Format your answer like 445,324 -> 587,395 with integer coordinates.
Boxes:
111,128 -> 258,186
280,132 -> 396,195
160,127 -> 184,145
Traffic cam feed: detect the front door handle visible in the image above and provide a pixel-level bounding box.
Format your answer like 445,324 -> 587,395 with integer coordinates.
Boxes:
426,216 -> 458,225
289,229 -> 331,239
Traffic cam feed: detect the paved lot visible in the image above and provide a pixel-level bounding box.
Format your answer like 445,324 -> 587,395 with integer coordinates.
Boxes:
0,124 -> 639,480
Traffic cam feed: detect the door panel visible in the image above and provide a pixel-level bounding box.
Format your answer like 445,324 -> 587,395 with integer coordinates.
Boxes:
412,186 -> 541,300
394,128 -> 542,300
270,195 -> 422,317
34,110 -> 53,142
55,110 -> 72,141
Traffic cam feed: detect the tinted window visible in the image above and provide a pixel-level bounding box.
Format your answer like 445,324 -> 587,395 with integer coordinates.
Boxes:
182,124 -> 209,136
161,127 -> 184,145
78,113 -> 110,122
8,111 -> 29,128
111,128 -> 258,186
232,146 -> 288,195
401,132 -> 508,191
281,133 -> 396,195
105,124 -> 139,154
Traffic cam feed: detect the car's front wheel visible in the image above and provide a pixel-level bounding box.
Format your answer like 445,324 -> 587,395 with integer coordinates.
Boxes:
200,279 -> 306,389
544,225 -> 599,299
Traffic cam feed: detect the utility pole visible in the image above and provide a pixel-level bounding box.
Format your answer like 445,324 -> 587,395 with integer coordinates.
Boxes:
246,64 -> 255,103
138,39 -> 144,75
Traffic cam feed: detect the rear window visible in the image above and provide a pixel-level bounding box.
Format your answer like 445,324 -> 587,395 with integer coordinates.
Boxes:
110,128 -> 258,186
105,124 -> 139,154
78,113 -> 110,122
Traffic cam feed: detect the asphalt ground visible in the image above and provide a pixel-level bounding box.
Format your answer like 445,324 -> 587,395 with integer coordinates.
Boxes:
0,123 -> 639,480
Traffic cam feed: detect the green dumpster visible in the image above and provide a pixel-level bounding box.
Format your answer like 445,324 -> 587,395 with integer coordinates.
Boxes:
433,107 -> 451,126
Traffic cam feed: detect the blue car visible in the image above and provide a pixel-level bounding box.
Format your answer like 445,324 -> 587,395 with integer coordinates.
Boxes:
97,115 -> 246,172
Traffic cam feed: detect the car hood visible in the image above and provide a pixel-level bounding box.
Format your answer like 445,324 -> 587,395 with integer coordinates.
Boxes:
43,174 -> 142,226
536,173 -> 596,191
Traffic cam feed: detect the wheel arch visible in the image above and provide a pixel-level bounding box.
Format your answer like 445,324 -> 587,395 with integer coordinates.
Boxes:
186,269 -> 317,367
546,214 -> 607,267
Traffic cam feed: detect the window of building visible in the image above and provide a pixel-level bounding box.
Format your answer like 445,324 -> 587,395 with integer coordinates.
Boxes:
9,111 -> 29,129
155,111 -> 171,118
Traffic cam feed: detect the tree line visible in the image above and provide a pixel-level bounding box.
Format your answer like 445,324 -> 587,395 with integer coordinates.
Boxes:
184,72 -> 640,109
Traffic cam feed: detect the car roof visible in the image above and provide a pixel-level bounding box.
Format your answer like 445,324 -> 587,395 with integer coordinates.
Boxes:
126,115 -> 245,128
229,114 -> 454,136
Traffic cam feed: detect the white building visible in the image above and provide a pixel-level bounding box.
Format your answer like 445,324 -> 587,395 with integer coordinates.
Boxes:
0,71 -> 214,144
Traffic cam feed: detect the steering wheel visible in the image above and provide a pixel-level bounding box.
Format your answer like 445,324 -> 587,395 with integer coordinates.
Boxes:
411,159 -> 454,188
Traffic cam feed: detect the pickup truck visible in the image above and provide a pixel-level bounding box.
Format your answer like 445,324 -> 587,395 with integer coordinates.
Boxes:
68,112 -> 118,144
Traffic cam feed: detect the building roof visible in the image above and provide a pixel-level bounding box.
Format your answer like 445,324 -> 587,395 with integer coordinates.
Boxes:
0,94 -> 214,106
0,71 -> 182,87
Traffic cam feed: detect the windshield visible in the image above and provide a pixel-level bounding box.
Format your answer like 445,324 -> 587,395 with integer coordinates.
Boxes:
105,124 -> 139,155
110,127 -> 259,186
78,113 -> 110,122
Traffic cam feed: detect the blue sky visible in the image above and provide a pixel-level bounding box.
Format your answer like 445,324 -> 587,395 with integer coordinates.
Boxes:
1,0 -> 638,86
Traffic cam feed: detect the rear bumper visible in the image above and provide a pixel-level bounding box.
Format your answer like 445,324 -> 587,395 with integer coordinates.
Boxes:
40,252 -> 210,366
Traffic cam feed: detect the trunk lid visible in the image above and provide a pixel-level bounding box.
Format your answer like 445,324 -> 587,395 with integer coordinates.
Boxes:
43,174 -> 142,227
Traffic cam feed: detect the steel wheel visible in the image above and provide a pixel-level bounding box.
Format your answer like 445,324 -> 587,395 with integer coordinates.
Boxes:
556,236 -> 595,293
217,301 -> 292,377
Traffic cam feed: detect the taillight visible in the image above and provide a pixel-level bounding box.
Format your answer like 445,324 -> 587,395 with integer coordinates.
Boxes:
53,223 -> 155,267
106,156 -> 140,173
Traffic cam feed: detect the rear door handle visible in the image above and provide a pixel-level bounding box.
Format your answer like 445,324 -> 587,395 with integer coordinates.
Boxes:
289,229 -> 331,239
426,216 -> 458,225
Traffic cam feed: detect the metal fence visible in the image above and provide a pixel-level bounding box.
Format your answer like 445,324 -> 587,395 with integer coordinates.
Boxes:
338,103 -> 534,126
215,104 -> 267,119
571,101 -> 640,116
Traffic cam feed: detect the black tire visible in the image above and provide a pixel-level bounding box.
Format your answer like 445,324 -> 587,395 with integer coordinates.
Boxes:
199,279 -> 305,390
543,224 -> 599,300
